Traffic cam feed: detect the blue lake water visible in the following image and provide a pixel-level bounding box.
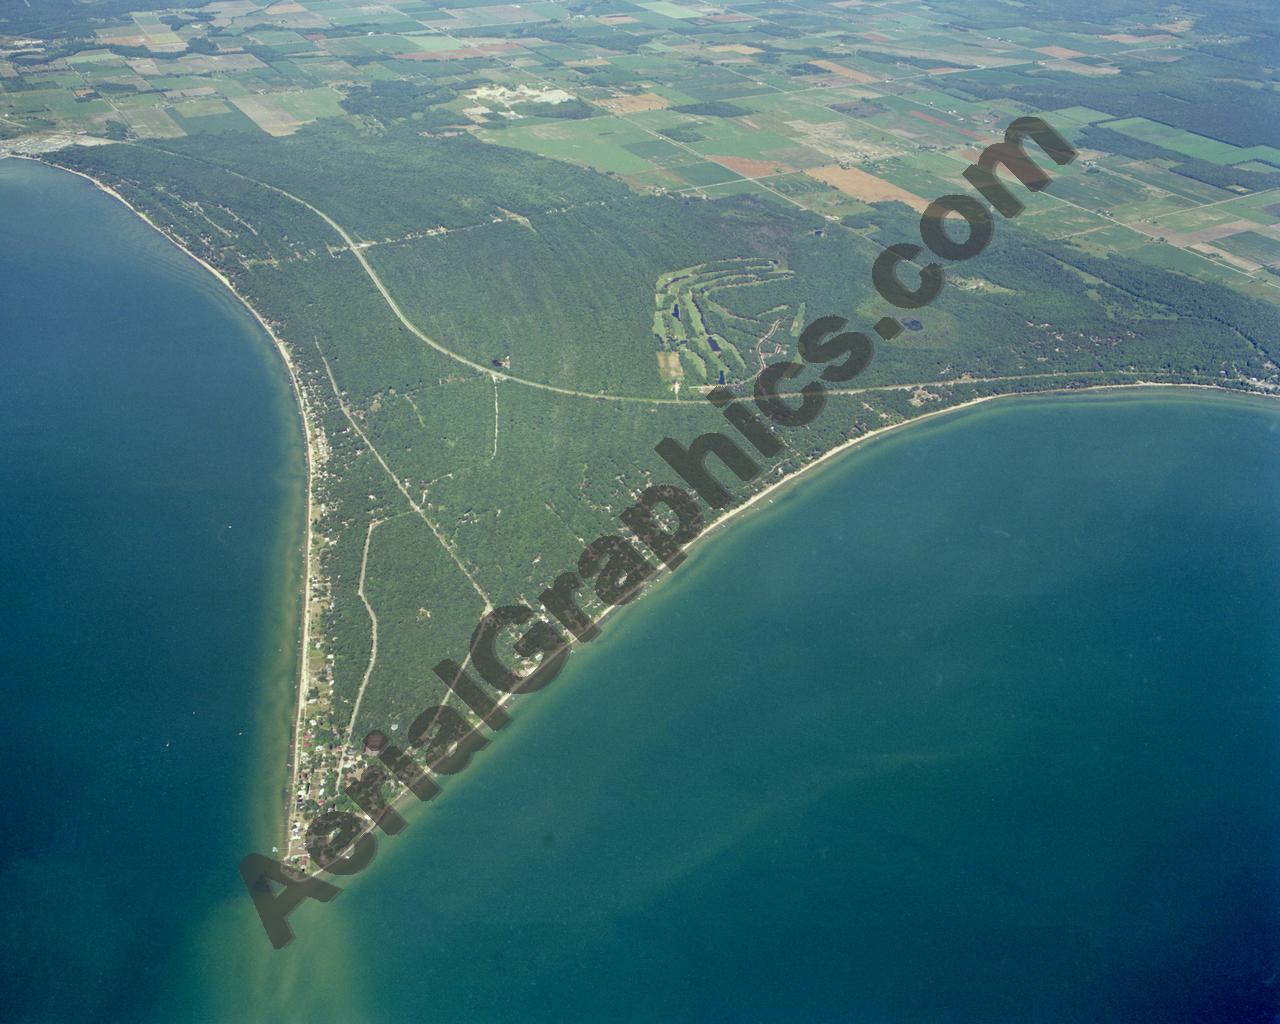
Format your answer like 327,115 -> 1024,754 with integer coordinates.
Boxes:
278,389 -> 1280,1024
0,158 -> 304,1022
1,156 -> 1277,1023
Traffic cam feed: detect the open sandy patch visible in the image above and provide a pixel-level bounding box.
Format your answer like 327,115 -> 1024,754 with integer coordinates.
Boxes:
597,92 -> 670,113
708,155 -> 794,177
1192,245 -> 1261,272
809,59 -> 879,84
1103,32 -> 1176,44
1056,61 -> 1121,76
230,95 -> 303,136
657,351 -> 683,381
804,164 -> 928,212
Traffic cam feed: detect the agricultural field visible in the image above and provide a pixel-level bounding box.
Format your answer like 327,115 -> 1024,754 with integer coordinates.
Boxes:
2,0 -> 1277,869
4,0 -> 1277,297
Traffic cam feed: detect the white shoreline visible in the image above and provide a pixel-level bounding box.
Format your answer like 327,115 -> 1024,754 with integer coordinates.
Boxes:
691,379 -> 1276,549
14,155 -> 320,854
14,153 -> 1276,868
370,377 -> 1279,858
583,379 -> 1277,643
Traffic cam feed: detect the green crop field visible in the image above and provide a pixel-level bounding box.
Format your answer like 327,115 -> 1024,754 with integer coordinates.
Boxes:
3,0 -> 1275,872
1214,230 -> 1280,267
1103,116 -> 1262,166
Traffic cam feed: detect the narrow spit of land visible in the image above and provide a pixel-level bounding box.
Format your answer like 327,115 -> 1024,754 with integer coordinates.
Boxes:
36,154 -> 1276,871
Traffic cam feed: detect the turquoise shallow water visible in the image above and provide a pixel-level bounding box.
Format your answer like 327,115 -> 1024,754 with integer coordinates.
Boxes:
279,389 -> 1280,1023
0,158 -> 304,1022
2,156 -> 1278,1023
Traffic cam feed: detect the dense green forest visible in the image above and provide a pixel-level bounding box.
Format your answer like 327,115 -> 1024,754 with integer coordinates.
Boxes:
49,121 -> 1278,756
17,0 -> 1273,851
0,0 -> 173,38
339,81 -> 460,128
1077,126 -> 1280,192
934,48 -> 1278,149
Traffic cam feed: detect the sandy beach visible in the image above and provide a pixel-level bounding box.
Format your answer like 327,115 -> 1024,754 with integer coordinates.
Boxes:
19,156 -> 324,855
24,153 -> 1275,871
